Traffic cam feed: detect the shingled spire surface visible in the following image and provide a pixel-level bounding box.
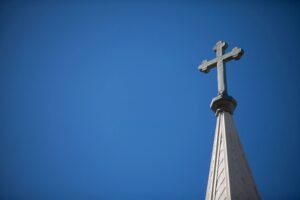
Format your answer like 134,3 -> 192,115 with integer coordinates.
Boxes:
198,41 -> 260,200
205,112 -> 260,200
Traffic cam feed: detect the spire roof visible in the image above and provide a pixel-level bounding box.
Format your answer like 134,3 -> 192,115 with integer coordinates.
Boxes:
205,112 -> 260,200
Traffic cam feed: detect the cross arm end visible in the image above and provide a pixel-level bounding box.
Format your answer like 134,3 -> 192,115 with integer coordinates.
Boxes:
198,60 -> 210,73
231,47 -> 244,60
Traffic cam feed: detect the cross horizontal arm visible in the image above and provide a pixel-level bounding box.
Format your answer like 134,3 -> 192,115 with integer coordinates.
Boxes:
198,47 -> 243,73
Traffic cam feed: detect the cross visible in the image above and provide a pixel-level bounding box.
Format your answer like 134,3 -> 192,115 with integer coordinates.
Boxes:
198,41 -> 243,96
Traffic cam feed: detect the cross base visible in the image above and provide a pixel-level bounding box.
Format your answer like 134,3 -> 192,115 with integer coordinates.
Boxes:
210,94 -> 237,115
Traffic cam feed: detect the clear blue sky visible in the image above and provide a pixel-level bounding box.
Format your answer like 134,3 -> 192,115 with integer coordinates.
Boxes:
1,1 -> 300,199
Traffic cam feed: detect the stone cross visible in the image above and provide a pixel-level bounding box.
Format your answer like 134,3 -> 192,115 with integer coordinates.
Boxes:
198,41 -> 243,96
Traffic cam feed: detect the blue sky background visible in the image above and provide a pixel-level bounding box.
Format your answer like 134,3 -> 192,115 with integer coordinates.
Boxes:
1,1 -> 300,199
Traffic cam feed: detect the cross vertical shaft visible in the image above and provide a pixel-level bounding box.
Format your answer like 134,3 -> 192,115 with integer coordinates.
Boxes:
215,42 -> 228,95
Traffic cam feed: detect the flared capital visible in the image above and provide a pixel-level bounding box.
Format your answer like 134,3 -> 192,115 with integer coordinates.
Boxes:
210,94 -> 237,115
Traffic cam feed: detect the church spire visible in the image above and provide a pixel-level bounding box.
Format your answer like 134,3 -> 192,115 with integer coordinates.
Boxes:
198,41 -> 260,199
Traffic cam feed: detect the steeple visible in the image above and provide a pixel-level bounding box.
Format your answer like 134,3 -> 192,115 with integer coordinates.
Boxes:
198,41 -> 260,200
